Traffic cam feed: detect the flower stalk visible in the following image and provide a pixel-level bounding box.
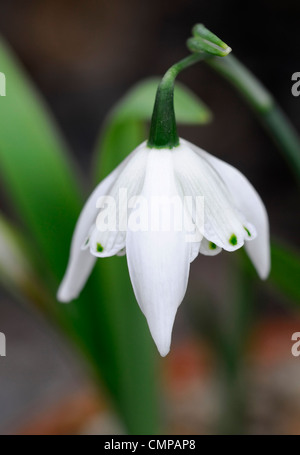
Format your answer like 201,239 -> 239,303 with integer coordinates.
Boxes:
206,55 -> 300,181
147,54 -> 205,149
148,25 -> 231,149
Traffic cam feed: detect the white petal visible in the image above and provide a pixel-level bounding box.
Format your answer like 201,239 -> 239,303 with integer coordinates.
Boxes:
57,144 -> 143,302
173,142 -> 249,252
126,149 -> 191,356
184,138 -> 270,279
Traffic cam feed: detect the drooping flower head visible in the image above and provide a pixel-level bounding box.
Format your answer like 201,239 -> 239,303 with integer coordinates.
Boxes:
57,25 -> 270,356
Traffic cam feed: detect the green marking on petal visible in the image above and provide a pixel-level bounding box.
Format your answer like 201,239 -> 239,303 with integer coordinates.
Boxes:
229,234 -> 237,246
84,237 -> 89,246
244,226 -> 251,237
209,241 -> 217,250
96,242 -> 104,253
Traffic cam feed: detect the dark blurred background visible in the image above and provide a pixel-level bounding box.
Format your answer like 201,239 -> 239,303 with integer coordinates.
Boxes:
0,0 -> 299,434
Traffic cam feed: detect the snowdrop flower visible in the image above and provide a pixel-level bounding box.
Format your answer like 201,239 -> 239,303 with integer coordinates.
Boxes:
58,138 -> 270,356
58,25 -> 270,356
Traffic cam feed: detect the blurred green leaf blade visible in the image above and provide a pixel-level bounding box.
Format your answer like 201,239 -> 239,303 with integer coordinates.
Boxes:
0,37 -> 82,277
94,118 -> 146,181
270,240 -> 300,304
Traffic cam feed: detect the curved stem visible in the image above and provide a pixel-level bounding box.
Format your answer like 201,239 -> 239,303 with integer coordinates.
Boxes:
207,55 -> 300,181
147,53 -> 206,149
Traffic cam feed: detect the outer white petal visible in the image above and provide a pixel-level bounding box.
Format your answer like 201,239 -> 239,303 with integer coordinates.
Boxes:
126,149 -> 191,357
57,144 -> 143,302
184,138 -> 270,279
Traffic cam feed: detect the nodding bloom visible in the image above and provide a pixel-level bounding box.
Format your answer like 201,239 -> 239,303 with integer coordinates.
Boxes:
57,138 -> 270,356
58,25 -> 270,356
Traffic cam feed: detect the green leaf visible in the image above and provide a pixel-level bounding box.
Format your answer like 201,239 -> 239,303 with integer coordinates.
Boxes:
0,213 -> 34,288
93,118 -> 146,181
0,38 -> 83,278
269,240 -> 300,304
0,212 -> 75,336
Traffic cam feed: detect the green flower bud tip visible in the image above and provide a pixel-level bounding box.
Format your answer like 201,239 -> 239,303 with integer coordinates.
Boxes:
187,37 -> 231,57
188,23 -> 232,57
